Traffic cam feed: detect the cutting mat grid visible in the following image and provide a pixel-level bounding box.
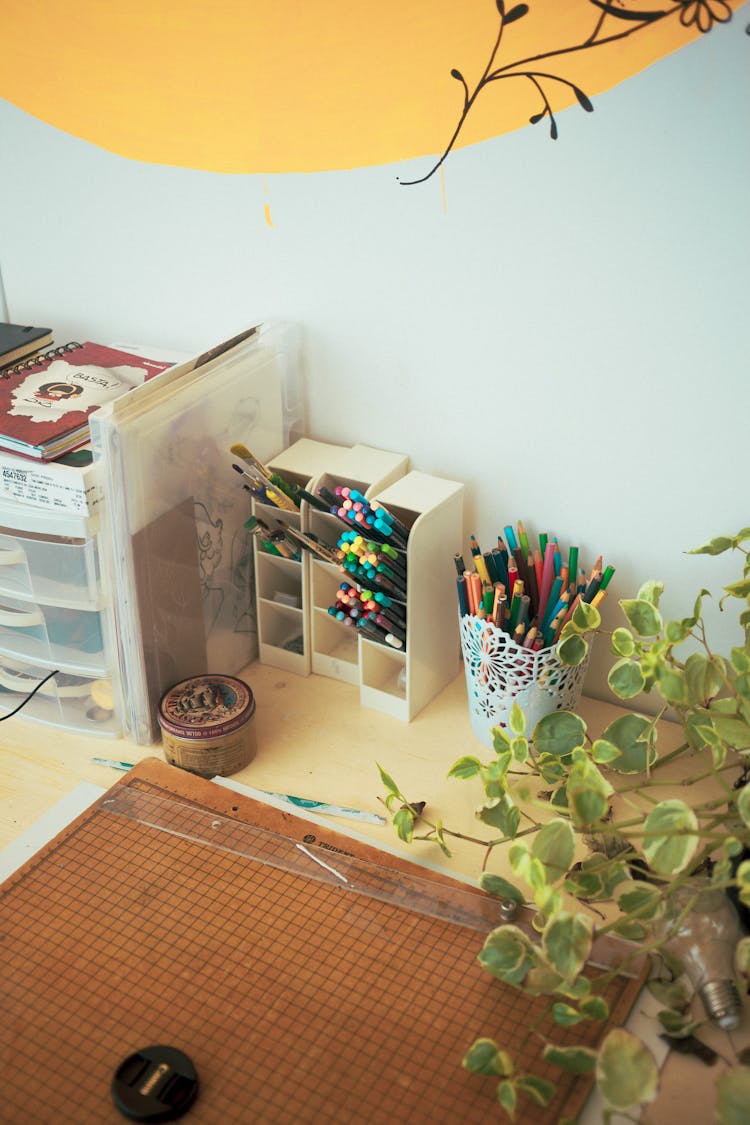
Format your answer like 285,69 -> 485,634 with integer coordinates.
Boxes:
1,798 -> 640,1123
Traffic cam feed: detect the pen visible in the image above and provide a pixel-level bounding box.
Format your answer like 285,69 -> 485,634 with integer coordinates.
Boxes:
91,757 -> 135,771
259,790 -> 387,825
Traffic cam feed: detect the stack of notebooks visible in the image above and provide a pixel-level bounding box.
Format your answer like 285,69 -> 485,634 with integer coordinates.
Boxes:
0,321 -> 175,515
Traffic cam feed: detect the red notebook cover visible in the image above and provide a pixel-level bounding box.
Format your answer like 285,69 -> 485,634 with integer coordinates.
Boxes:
0,341 -> 173,461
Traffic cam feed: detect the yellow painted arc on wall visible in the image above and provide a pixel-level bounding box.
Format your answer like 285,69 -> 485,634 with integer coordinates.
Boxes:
1,1 -> 744,174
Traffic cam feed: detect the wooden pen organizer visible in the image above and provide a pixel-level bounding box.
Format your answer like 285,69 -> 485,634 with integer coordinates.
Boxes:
252,439 -> 464,721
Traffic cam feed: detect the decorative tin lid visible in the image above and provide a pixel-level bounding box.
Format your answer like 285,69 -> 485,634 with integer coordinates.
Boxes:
158,674 -> 255,740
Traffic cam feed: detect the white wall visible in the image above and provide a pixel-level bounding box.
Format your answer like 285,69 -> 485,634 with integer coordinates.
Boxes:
1,20 -> 747,709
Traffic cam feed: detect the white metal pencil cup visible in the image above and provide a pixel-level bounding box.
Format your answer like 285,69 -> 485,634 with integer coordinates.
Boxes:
459,615 -> 591,749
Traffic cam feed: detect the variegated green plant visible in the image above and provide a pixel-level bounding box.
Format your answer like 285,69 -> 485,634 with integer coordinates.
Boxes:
378,529 -> 750,1122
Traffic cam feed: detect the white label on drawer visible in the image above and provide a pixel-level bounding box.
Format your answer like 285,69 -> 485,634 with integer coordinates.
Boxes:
0,464 -> 101,515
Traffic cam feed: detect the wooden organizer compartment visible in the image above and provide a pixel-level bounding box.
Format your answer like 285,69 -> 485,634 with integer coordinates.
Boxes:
254,441 -> 464,723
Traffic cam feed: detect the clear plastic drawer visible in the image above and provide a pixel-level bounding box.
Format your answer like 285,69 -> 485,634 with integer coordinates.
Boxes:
0,596 -> 107,674
0,531 -> 100,608
0,658 -> 117,736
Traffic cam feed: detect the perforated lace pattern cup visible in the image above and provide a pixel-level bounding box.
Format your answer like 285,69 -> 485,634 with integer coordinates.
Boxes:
459,614 -> 590,747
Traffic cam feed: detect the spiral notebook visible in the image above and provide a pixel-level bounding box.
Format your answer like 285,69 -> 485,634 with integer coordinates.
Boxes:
0,341 -> 173,461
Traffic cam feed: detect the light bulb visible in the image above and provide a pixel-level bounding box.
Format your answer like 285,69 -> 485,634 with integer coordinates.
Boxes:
660,880 -> 744,1031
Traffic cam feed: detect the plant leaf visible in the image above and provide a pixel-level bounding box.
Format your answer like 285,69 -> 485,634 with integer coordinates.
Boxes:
620,598 -> 663,638
478,925 -> 535,986
542,911 -> 593,981
376,762 -> 400,796
608,658 -> 645,700
552,1002 -> 585,1027
716,1066 -> 750,1125
611,627 -> 636,657
557,632 -> 587,666
533,710 -> 587,757
566,759 -> 612,828
601,713 -> 657,774
509,700 -> 526,735
492,725 -> 512,751
688,535 -> 734,556
736,936 -> 750,980
737,786 -> 750,829
392,806 -> 414,843
711,713 -> 750,751
684,652 -> 722,705
462,1038 -> 513,1077
531,819 -> 575,883
596,1028 -> 658,1110
498,1079 -> 517,1117
642,799 -> 699,875
543,1044 -> 597,1074
480,872 -> 526,905
617,881 -> 663,921
516,1075 -> 555,1107
591,738 -> 621,764
447,755 -> 483,780
571,599 -> 601,632
580,995 -> 609,1021
637,579 -> 664,607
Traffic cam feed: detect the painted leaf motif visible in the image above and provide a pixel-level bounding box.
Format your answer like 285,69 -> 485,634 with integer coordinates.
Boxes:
504,3 -> 529,25
573,85 -> 594,112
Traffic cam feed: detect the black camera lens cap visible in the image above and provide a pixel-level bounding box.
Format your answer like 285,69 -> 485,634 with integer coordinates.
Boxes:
112,1044 -> 199,1122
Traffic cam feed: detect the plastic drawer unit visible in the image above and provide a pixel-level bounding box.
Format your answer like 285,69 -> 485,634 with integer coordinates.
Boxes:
0,498 -> 117,736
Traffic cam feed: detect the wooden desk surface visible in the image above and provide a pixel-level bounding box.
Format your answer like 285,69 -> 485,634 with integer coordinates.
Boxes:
1,662 -> 746,1122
